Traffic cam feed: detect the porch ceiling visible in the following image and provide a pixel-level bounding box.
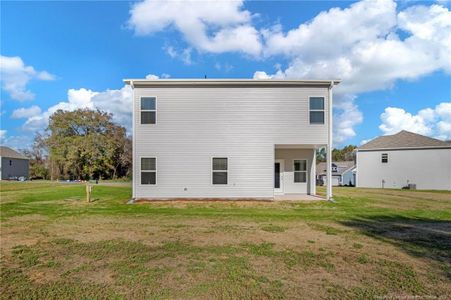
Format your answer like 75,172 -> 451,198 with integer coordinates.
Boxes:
275,144 -> 323,149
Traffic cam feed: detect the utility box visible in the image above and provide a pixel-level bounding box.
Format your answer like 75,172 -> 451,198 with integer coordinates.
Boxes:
408,184 -> 417,190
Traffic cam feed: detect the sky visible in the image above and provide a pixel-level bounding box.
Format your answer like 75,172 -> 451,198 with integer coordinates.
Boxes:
1,0 -> 450,150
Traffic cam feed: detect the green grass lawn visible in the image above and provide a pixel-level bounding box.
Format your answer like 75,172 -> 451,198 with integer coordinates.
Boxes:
1,181 -> 450,299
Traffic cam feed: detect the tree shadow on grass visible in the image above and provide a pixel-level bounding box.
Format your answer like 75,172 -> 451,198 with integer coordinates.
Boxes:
340,216 -> 451,278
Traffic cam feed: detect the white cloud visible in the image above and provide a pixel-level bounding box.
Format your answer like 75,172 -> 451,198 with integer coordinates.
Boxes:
379,107 -> 432,136
145,74 -> 159,80
145,73 -> 170,80
214,62 -> 233,73
253,71 -> 272,80
360,137 -> 375,146
23,85 -> 133,133
0,55 -> 55,101
258,0 -> 451,94
0,130 -> 6,141
164,46 -> 193,65
11,105 -> 42,119
128,0 -> 262,56
379,102 -> 451,140
0,131 -> 33,150
333,94 -> 363,144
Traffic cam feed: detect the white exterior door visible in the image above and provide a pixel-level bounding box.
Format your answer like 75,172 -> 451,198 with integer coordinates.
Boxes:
274,160 -> 284,194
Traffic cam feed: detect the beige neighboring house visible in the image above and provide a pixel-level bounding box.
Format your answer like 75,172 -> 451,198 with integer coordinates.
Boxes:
356,130 -> 451,190
316,161 -> 355,186
0,146 -> 29,180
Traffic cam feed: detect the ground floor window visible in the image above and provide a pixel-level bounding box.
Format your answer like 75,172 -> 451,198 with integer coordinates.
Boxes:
293,159 -> 307,183
141,157 -> 156,185
212,157 -> 228,185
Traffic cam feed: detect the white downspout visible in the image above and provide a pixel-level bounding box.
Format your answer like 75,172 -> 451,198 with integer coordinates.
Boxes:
326,81 -> 334,201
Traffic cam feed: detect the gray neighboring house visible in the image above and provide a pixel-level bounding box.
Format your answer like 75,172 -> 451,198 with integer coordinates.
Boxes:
356,130 -> 451,190
0,146 -> 29,180
125,78 -> 340,200
316,161 -> 355,186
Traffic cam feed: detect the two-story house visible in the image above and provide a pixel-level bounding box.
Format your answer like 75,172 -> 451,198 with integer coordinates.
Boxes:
125,79 -> 339,200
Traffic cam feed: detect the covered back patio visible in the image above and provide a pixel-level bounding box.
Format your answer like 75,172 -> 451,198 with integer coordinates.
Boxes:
274,144 -> 333,200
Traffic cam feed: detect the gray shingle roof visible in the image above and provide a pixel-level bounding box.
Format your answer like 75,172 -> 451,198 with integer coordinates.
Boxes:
359,130 -> 450,151
316,161 -> 355,176
0,146 -> 28,159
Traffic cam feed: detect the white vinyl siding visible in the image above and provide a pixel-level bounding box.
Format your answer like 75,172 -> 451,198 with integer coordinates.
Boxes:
357,148 -> 451,190
133,86 -> 329,198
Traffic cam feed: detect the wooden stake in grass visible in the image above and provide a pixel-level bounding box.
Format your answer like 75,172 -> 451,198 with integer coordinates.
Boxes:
86,183 -> 93,203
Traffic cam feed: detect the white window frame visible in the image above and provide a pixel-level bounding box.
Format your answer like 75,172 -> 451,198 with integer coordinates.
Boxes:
140,97 -> 157,125
140,157 -> 157,185
381,153 -> 388,163
211,157 -> 228,185
293,159 -> 308,183
309,97 -> 325,125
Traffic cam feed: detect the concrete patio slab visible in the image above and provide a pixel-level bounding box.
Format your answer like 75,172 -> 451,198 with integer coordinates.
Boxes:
274,194 -> 325,201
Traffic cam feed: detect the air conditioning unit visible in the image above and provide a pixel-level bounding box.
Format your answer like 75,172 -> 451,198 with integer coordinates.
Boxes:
408,184 -> 416,190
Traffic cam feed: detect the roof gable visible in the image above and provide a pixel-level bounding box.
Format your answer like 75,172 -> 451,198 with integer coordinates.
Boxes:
316,161 -> 355,176
359,130 -> 450,151
0,146 -> 28,159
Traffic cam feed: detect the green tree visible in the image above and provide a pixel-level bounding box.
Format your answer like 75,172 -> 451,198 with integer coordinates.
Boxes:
316,145 -> 357,164
316,147 -> 326,163
332,145 -> 357,161
45,108 -> 129,180
21,133 -> 50,179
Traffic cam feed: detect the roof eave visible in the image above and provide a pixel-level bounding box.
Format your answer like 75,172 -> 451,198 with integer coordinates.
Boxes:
123,79 -> 342,87
358,146 -> 451,151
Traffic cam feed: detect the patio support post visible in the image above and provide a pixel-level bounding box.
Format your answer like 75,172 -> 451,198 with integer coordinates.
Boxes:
326,82 -> 334,201
311,149 -> 316,195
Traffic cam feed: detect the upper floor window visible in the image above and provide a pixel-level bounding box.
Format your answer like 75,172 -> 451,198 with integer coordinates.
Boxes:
294,159 -> 307,183
381,153 -> 388,163
212,157 -> 228,185
309,97 -> 325,124
141,157 -> 156,184
332,163 -> 338,172
141,97 -> 156,124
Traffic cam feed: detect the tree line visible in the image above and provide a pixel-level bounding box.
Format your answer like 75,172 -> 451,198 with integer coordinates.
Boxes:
22,109 -> 132,180
316,145 -> 357,163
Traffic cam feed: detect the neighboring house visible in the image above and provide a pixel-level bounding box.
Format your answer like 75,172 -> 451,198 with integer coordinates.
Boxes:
316,161 -> 355,186
0,146 -> 29,180
356,130 -> 451,190
125,79 -> 340,200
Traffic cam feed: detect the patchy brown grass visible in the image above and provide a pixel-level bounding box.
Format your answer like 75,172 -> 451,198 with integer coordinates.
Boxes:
1,183 -> 450,299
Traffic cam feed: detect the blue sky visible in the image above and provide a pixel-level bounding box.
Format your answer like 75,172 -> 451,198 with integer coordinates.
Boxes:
1,0 -> 450,149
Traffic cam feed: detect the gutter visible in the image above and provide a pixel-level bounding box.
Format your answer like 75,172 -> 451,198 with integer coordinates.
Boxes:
326,81 -> 334,202
357,146 -> 451,152
123,78 -> 342,87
